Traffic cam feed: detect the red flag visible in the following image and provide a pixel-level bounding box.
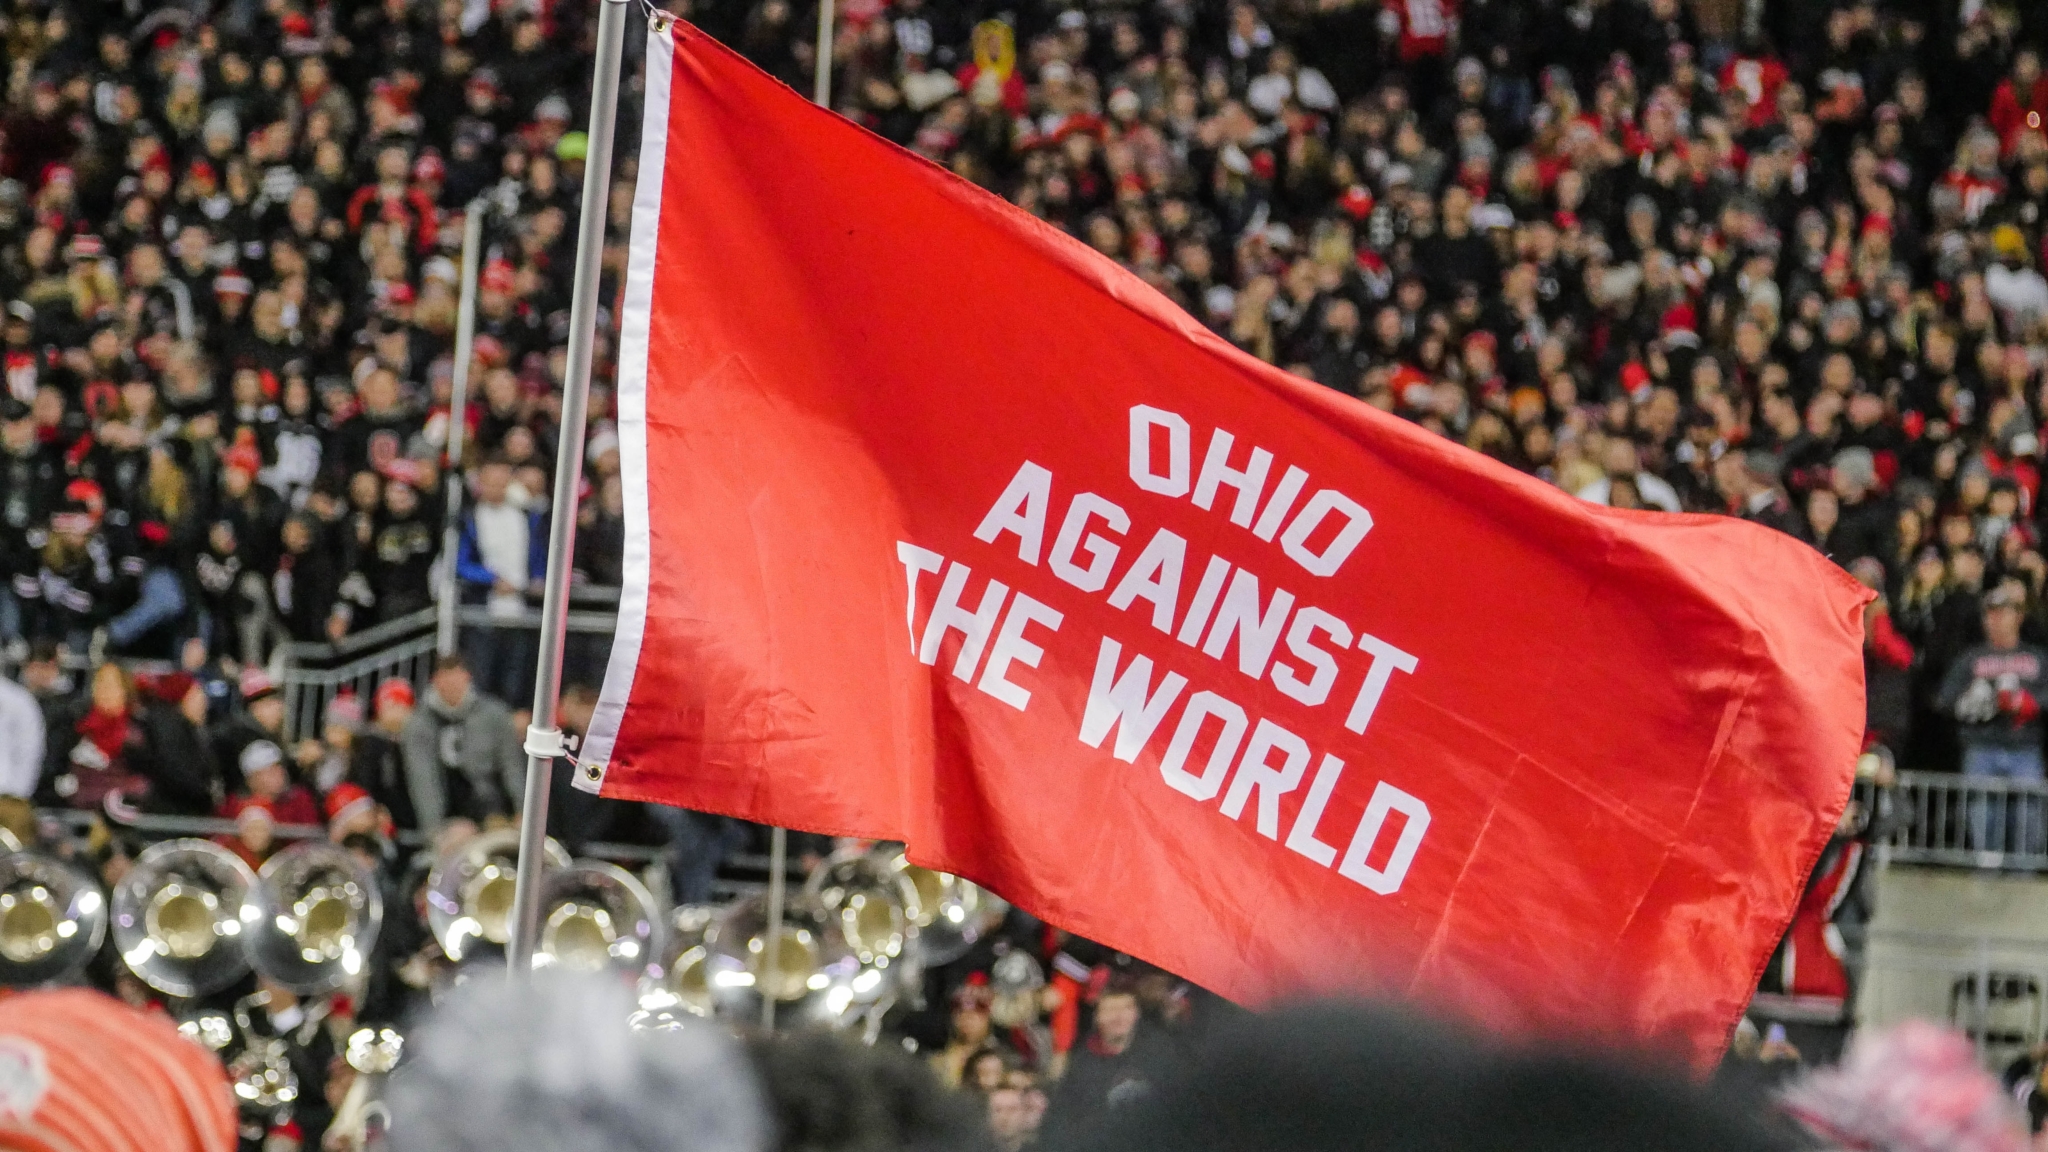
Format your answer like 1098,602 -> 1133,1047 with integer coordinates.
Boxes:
582,23 -> 1869,1068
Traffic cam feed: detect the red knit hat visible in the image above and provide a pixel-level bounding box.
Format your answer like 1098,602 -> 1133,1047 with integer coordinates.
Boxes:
325,783 -> 375,827
0,988 -> 238,1152
238,667 -> 278,704
374,678 -> 415,712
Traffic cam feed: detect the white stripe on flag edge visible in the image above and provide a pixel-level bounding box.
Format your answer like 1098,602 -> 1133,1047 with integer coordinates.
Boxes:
578,25 -> 674,790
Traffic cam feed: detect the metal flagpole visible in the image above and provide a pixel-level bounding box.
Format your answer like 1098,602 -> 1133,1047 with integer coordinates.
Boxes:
435,200 -> 486,658
505,0 -> 632,974
762,0 -> 836,1028
760,825 -> 787,1029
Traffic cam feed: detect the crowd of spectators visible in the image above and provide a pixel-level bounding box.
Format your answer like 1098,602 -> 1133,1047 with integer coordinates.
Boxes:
8,0 -> 2048,1145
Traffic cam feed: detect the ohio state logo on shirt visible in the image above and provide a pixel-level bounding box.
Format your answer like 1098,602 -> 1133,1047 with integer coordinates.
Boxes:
1969,651 -> 2042,682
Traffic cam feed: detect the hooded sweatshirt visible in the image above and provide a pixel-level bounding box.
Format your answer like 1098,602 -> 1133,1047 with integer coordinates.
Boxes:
399,685 -> 524,829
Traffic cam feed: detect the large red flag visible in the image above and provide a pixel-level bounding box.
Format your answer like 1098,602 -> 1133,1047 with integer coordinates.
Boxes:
581,22 -> 1870,1067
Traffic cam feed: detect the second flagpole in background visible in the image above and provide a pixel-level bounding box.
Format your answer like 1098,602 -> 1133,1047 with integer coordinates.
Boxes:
760,0 -> 837,1030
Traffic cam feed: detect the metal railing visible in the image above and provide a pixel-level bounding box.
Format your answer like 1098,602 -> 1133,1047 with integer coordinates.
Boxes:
1861,927 -> 2048,1067
276,609 -> 442,742
1879,770 -> 2048,871
274,589 -> 622,741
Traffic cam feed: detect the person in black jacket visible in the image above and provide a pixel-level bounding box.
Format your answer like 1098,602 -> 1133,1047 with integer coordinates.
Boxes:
207,667 -> 291,796
1047,980 -> 1179,1143
40,664 -> 219,818
1713,449 -> 1808,540
129,671 -> 224,816
272,512 -> 347,644
15,488 -> 127,653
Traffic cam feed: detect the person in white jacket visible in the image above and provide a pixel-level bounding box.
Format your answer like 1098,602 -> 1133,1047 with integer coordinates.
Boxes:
0,673 -> 44,843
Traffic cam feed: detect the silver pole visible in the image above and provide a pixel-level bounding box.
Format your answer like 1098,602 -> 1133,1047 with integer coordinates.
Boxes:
506,0 -> 632,974
812,0 -> 836,107
761,825 -> 787,1029
436,201 -> 487,658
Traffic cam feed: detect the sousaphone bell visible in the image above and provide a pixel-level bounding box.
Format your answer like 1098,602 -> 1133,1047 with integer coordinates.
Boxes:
876,845 -> 1008,967
704,893 -> 859,1022
534,860 -> 662,974
112,839 -> 257,997
425,828 -> 571,963
248,841 -> 384,995
802,847 -> 920,1019
637,903 -> 723,1024
803,847 -> 917,966
0,849 -> 106,986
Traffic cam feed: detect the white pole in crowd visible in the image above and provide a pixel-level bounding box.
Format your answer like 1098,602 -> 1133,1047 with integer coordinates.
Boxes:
812,0 -> 836,107
505,0 -> 632,974
435,201 -> 486,659
762,0 -> 836,1029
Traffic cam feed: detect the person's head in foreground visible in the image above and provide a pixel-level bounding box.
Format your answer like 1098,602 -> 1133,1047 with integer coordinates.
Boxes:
390,970 -> 987,1152
388,973 -> 767,1152
0,987 -> 239,1152
1057,1002 -> 1799,1152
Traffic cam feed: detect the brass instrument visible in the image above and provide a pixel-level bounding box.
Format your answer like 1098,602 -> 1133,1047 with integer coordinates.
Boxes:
111,839 -> 257,997
534,860 -> 662,975
0,850 -> 106,986
636,903 -> 722,1023
227,992 -> 299,1119
800,847 -> 921,1026
176,1009 -> 236,1052
248,841 -> 384,995
424,828 -> 570,963
327,1026 -> 404,1148
875,845 -> 1008,967
704,893 -> 860,1021
803,847 -> 917,966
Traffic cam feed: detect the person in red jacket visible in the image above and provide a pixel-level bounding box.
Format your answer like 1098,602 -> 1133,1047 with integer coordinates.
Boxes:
216,739 -> 321,866
1719,43 -> 1789,132
1852,557 -> 1915,752
1990,47 -> 2048,159
344,143 -> 440,253
1379,0 -> 1457,109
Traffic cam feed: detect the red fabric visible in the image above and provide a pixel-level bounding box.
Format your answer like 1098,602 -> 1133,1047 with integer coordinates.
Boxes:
1776,843 -> 1861,1008
1047,970 -> 1083,1055
67,707 -> 147,810
585,25 -> 1871,1071
1866,612 -> 1913,671
74,707 -> 129,765
1989,76 -> 2048,155
1718,55 -> 1788,130
953,64 -> 1028,116
1383,0 -> 1456,62
1999,689 -> 2040,726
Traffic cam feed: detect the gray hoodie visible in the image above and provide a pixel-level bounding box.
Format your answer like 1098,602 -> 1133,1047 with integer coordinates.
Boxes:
401,686 -> 525,830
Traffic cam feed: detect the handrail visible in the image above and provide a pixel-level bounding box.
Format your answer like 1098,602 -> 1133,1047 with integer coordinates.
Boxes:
1895,769 -> 2048,793
283,632 -> 439,686
274,587 -> 624,669
1875,770 -> 2048,871
452,605 -> 619,632
277,607 -> 439,666
41,807 -> 326,842
36,806 -> 669,864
